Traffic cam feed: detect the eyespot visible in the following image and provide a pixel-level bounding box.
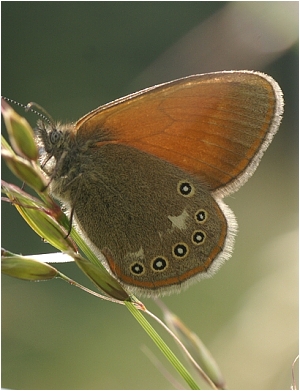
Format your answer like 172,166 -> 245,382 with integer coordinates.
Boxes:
130,262 -> 145,276
195,209 -> 208,223
50,129 -> 61,145
192,230 -> 206,245
151,257 -> 168,272
172,242 -> 189,259
177,180 -> 195,197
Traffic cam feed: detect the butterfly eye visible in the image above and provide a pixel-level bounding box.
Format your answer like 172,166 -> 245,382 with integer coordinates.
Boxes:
50,129 -> 61,145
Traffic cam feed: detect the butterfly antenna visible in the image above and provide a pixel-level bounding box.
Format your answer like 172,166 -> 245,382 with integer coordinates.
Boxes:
26,101 -> 55,125
1,96 -> 54,125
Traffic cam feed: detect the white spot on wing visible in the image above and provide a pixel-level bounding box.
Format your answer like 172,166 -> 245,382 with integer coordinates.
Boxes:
124,247 -> 145,261
168,209 -> 189,231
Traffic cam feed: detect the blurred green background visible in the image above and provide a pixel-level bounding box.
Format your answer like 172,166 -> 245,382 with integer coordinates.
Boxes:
2,2 -> 298,389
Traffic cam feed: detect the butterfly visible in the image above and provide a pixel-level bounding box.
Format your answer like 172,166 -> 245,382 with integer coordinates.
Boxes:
35,70 -> 283,296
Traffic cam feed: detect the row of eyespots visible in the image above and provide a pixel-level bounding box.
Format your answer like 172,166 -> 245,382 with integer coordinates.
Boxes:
130,181 -> 208,276
130,257 -> 169,276
130,229 -> 206,276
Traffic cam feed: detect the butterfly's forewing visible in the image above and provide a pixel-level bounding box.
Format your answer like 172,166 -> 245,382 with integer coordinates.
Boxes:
76,71 -> 283,196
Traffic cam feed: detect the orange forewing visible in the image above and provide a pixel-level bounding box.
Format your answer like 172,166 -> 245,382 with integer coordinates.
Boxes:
76,72 -> 277,192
